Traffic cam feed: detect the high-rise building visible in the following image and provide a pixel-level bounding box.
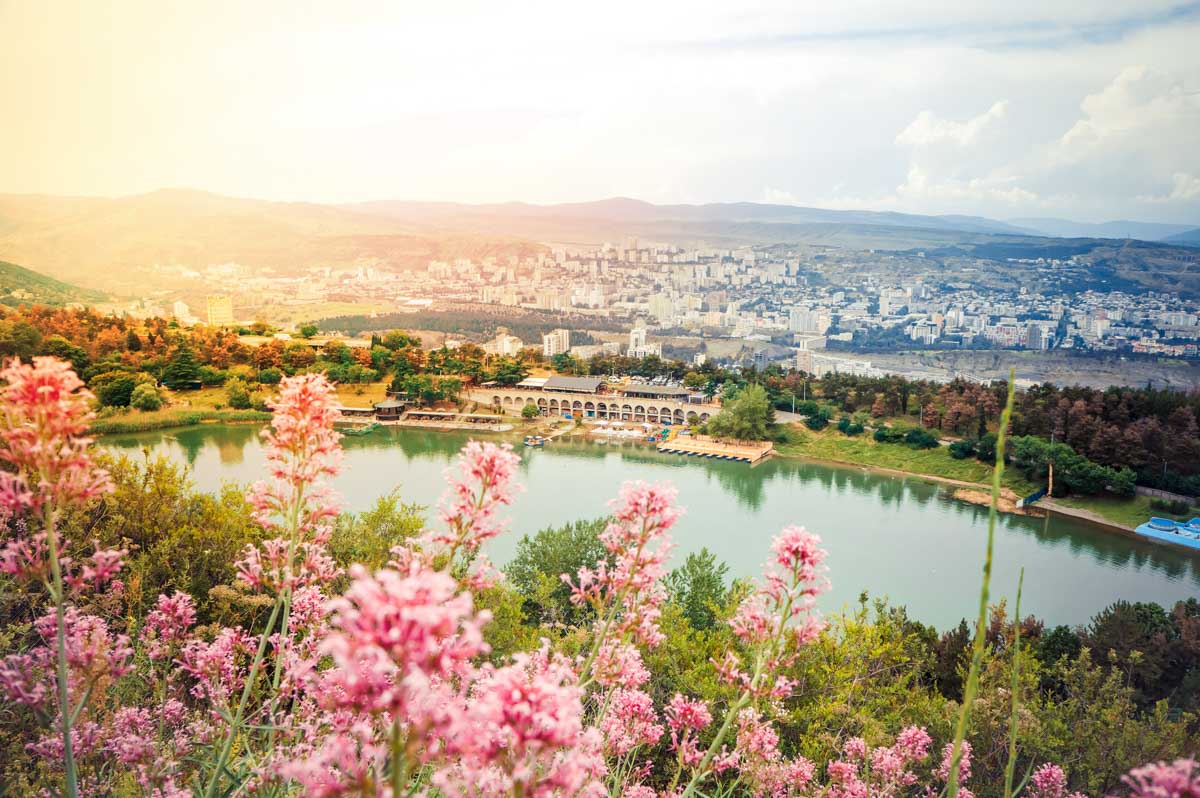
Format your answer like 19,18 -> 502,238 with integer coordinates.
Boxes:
628,325 -> 647,353
206,295 -> 234,326
542,328 -> 571,358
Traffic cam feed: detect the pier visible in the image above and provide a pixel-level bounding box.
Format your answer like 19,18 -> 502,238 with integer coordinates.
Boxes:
657,435 -> 773,464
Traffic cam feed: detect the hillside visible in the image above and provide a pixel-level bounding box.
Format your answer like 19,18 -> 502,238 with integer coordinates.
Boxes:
0,190 -> 544,293
1009,217 -> 1195,241
0,259 -> 106,307
1164,227 -> 1200,247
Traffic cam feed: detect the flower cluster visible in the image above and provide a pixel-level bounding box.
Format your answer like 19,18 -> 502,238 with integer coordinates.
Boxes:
0,357 -> 1190,798
0,356 -> 113,512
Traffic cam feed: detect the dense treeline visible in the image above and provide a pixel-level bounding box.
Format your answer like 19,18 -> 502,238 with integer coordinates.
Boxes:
318,308 -> 626,341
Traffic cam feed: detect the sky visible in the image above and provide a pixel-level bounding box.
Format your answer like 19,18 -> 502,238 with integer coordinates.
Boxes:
2,0 -> 1199,223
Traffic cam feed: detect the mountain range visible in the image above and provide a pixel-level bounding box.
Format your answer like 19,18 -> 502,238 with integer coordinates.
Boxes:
0,189 -> 1196,297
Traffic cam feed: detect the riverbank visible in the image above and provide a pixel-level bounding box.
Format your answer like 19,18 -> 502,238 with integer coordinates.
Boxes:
92,408 -> 271,434
772,424 -> 1176,533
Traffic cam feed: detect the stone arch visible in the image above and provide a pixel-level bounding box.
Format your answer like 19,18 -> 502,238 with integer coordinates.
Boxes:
492,395 -> 502,406
699,412 -> 710,422
549,399 -> 560,412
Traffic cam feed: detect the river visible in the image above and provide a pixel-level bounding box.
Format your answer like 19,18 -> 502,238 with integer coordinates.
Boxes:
101,424 -> 1200,629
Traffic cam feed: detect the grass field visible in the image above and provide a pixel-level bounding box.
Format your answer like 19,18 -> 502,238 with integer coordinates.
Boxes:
776,424 -> 1038,494
1053,494 -> 1196,530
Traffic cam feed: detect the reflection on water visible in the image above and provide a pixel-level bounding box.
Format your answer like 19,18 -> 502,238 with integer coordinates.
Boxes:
102,424 -> 1200,628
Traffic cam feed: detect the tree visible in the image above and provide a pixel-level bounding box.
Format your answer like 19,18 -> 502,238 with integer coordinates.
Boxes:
490,357 -> 529,386
521,403 -> 539,419
506,518 -> 611,624
94,372 -> 139,407
161,345 -> 202,389
664,548 -> 729,630
705,383 -> 774,441
129,382 -> 163,411
283,342 -> 317,370
257,367 -> 282,385
298,324 -> 319,339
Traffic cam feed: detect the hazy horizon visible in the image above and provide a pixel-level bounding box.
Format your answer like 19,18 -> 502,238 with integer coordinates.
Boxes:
2,1 -> 1199,224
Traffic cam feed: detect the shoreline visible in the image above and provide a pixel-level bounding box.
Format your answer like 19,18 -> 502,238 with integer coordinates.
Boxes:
101,416 -> 1169,545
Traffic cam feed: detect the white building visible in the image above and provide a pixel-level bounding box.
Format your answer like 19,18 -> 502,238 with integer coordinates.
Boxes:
542,328 -> 571,358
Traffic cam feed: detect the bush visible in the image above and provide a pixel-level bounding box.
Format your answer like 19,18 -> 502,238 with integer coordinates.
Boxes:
1149,497 -> 1193,516
835,416 -> 865,436
904,428 -> 939,449
948,440 -> 976,460
521,403 -> 540,419
94,373 -> 139,407
257,367 -> 283,385
873,426 -> 903,443
225,377 -> 254,410
129,382 -> 163,411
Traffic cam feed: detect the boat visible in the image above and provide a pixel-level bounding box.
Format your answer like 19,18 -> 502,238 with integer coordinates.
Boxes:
523,435 -> 546,447
1134,517 -> 1200,551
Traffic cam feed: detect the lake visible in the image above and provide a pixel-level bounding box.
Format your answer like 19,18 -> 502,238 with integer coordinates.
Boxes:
102,424 -> 1200,629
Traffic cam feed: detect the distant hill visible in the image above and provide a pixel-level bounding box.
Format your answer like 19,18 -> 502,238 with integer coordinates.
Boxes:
348,197 -> 1038,243
0,189 -> 544,293
0,259 -> 106,307
1009,217 -> 1195,241
1163,228 -> 1200,247
2,188 -> 1197,296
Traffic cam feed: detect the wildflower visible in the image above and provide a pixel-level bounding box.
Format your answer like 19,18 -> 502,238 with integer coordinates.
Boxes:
435,440 -> 522,555
599,688 -> 663,756
1122,758 -> 1200,797
142,592 -> 197,660
322,564 -> 488,716
0,356 -> 113,512
246,373 -> 343,533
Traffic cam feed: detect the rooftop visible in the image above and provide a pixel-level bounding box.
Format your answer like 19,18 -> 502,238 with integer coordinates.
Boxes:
621,384 -> 690,397
544,376 -> 605,393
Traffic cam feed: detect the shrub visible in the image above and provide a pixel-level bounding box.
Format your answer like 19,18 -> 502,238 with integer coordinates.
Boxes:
1149,497 -> 1193,516
521,402 -> 539,419
129,382 -> 163,411
257,366 -> 283,384
225,377 -> 253,409
949,439 -> 976,460
904,428 -> 940,449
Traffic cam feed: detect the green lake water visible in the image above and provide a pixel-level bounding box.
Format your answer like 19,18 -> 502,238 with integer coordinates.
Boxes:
101,424 -> 1199,629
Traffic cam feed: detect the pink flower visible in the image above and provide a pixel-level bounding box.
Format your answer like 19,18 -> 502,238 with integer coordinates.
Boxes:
592,641 -> 650,689
143,592 -> 197,660
434,440 -> 522,556
0,356 -> 113,512
322,564 -> 488,717
894,726 -> 932,762
599,688 -> 663,756
247,373 -> 343,533
937,740 -> 972,784
1122,758 -> 1200,797
665,694 -> 712,734
566,481 -> 679,655
1027,763 -> 1068,798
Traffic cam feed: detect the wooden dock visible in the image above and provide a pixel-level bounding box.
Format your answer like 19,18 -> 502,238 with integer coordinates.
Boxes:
657,435 -> 773,464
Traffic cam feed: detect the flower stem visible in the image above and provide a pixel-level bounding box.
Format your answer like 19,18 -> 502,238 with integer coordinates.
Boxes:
44,508 -> 78,798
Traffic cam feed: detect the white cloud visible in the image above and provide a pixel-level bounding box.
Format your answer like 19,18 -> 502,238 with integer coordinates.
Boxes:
896,101 -> 1009,147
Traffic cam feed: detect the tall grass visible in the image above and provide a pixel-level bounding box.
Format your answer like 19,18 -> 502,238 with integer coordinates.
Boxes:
92,409 -> 270,435
946,371 -> 1016,798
